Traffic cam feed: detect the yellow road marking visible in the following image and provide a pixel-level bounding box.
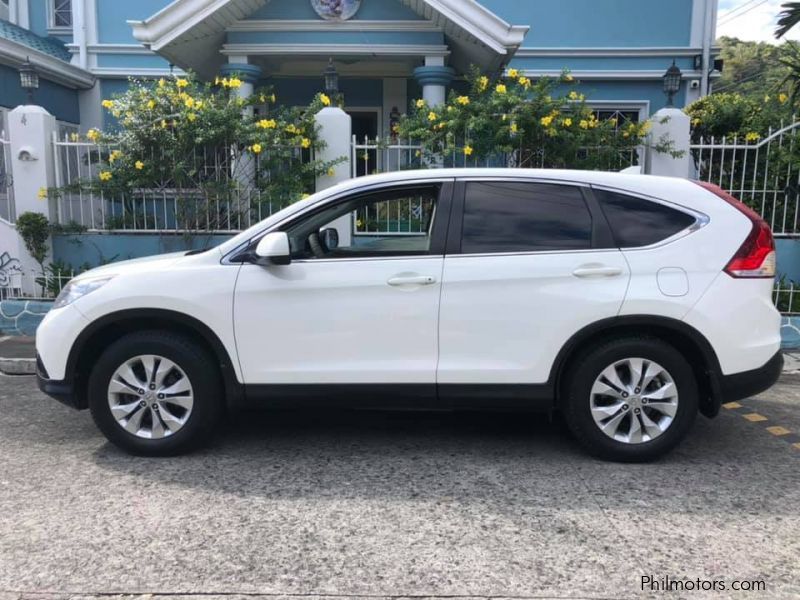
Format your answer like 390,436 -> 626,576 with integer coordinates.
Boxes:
743,413 -> 768,422
722,402 -> 742,409
766,426 -> 791,436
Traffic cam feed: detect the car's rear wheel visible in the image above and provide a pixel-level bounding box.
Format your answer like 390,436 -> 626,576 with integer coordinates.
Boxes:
88,331 -> 223,456
562,336 -> 698,462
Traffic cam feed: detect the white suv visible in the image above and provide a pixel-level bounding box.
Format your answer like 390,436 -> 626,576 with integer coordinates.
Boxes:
36,169 -> 783,461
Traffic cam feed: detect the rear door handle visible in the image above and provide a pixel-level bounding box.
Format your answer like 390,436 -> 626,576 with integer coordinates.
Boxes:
387,275 -> 437,286
572,266 -> 623,278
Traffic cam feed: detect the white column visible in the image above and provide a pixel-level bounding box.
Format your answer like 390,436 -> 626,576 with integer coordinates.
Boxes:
413,57 -> 454,108
647,107 -> 691,178
315,107 -> 353,247
7,106 -> 58,275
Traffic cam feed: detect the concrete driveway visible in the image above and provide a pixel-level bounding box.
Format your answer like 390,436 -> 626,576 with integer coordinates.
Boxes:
0,373 -> 798,600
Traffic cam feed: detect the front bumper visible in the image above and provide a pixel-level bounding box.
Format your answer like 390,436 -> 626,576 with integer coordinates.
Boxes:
717,350 -> 784,404
37,373 -> 80,409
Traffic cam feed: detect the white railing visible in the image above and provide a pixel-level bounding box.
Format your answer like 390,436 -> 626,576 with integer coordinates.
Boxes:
0,132 -> 13,224
350,136 -> 423,178
0,269 -> 74,301
51,134 -> 306,232
691,119 -> 800,237
774,279 -> 800,315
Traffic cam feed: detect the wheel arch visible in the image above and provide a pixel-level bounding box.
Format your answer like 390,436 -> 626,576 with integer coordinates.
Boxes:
550,315 -> 723,418
66,308 -> 243,410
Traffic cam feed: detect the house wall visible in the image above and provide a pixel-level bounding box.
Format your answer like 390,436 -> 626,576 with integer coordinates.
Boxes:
0,64 -> 80,123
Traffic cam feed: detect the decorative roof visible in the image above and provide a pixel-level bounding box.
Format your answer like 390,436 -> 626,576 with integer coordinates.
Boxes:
0,19 -> 71,62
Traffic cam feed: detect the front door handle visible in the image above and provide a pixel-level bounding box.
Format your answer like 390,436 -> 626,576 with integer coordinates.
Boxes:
387,275 -> 437,286
572,265 -> 623,278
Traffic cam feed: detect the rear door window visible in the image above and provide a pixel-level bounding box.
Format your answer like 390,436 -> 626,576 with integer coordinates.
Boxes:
594,189 -> 696,248
461,181 -> 593,254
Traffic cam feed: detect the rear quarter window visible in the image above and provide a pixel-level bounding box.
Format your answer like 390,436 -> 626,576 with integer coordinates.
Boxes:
594,189 -> 696,248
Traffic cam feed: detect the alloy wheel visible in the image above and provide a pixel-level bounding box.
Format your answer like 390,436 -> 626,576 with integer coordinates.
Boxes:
589,357 -> 679,444
107,354 -> 194,439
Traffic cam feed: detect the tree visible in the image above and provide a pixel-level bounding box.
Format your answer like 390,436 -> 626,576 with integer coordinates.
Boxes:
15,212 -> 50,273
713,37 -> 786,99
776,2 -> 800,39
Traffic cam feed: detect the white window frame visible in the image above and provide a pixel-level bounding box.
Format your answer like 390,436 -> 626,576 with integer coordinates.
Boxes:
47,0 -> 72,32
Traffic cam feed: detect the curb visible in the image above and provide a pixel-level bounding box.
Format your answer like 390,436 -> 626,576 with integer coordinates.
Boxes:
0,358 -> 36,375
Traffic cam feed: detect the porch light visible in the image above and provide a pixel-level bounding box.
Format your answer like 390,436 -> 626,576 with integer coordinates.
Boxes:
663,61 -> 682,107
324,58 -> 339,98
19,58 -> 39,104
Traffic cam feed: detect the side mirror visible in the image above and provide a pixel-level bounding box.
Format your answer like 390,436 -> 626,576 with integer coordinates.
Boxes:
254,232 -> 291,266
320,227 -> 339,250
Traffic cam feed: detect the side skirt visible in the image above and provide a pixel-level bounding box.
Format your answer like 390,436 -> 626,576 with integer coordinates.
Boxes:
241,383 -> 555,411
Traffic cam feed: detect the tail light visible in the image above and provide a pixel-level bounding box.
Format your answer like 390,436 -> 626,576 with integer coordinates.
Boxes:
694,182 -> 776,279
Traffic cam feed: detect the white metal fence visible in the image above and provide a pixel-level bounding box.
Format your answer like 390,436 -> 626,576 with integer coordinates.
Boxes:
51,134 -> 307,232
0,132 -> 13,223
691,120 -> 800,238
0,269 -> 74,300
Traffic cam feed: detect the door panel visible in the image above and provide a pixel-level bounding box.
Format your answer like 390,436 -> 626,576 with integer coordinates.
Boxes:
234,257 -> 444,384
438,251 -> 630,384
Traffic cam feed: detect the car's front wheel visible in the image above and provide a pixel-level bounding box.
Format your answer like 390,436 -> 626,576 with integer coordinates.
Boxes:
88,331 -> 223,456
562,336 -> 698,462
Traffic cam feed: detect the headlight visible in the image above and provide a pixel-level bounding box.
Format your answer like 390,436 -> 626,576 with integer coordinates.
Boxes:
53,276 -> 115,309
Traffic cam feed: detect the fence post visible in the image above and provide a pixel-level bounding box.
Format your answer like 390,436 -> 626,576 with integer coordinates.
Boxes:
315,106 -> 353,245
4,105 -> 58,280
647,107 -> 691,178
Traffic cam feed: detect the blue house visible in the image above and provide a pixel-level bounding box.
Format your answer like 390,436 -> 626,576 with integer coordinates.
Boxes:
0,0 -> 719,137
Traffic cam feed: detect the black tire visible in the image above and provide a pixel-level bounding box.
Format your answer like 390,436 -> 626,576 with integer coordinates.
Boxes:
561,336 -> 698,462
88,330 -> 224,456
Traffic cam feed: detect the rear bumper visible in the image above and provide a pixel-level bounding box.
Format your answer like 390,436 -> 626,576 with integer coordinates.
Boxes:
717,350 -> 783,404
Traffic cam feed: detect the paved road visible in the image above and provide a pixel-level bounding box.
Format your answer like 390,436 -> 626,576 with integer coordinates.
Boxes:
1,374 -> 798,600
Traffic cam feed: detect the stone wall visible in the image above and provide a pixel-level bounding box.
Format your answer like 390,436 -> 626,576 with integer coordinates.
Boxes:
0,300 -> 53,336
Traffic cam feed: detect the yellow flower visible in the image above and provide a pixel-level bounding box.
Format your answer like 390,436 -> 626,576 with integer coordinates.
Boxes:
187,112 -> 197,122
540,115 -> 554,127
427,111 -> 438,122
320,93 -> 331,106
779,93 -> 789,104
639,121 -> 652,134
579,120 -> 589,130
147,100 -> 156,110
101,100 -> 114,110
562,118 -> 573,128
464,145 -> 473,156
510,123 -> 518,133
251,143 -> 263,154
327,167 -> 335,177
764,95 -> 771,103
69,132 -> 80,142
519,76 -> 530,88
478,76 -> 489,92
301,137 -> 311,148
456,95 -> 470,105
416,99 -> 426,109
184,97 -> 195,108
99,171 -> 112,182
158,78 -> 166,88
692,118 -> 701,127
564,73 -> 575,82
86,128 -> 100,142
623,132 -> 630,138
270,93 -> 276,103
568,91 -> 579,100
176,78 -> 189,88
228,77 -> 242,89
37,187 -> 48,200
495,83 -> 507,94
507,68 -> 519,79
194,100 -> 203,110
285,124 -> 299,134
257,119 -> 277,129
108,150 -> 123,163
161,120 -> 168,129
135,160 -> 144,170
745,132 -> 760,142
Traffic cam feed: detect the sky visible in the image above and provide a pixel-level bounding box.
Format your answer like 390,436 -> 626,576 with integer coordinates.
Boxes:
717,0 -> 800,42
